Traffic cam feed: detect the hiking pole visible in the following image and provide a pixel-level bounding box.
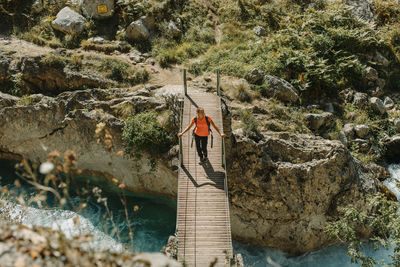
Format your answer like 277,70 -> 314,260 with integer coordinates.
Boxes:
191,133 -> 194,148
211,133 -> 213,148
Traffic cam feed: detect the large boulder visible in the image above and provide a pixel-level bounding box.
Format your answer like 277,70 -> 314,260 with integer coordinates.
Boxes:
79,0 -> 114,19
263,75 -> 299,103
228,131 -> 381,254
369,97 -> 386,115
51,7 -> 87,34
125,19 -> 150,41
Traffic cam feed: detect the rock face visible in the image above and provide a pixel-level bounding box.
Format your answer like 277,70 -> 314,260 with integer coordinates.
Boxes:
80,0 -> 114,19
227,131 -> 380,254
51,7 -> 87,34
263,75 -> 299,103
126,19 -> 150,41
0,89 -> 178,198
0,51 -> 115,95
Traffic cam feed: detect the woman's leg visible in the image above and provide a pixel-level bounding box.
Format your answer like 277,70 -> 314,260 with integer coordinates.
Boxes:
194,134 -> 203,159
200,136 -> 208,159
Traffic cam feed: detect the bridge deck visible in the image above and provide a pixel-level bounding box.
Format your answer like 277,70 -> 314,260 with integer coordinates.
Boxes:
177,90 -> 233,266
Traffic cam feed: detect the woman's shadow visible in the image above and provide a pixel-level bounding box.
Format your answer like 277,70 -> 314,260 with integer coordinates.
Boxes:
182,160 -> 225,190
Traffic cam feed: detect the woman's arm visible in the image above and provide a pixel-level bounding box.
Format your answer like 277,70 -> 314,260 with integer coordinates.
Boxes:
178,120 -> 195,137
210,120 -> 226,138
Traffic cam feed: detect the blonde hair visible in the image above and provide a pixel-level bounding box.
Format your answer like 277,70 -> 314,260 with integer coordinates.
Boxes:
197,107 -> 204,114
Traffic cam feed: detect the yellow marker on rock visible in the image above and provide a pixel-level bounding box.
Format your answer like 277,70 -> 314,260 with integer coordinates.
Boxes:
97,5 -> 108,14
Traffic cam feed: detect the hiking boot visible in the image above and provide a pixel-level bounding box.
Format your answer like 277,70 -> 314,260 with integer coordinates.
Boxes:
203,157 -> 209,162
199,157 -> 204,164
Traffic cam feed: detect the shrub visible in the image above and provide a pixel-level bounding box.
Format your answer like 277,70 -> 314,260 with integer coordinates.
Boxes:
99,58 -> 134,83
122,112 -> 173,157
133,69 -> 149,84
40,53 -> 68,68
239,110 -> 261,139
233,82 -> 252,102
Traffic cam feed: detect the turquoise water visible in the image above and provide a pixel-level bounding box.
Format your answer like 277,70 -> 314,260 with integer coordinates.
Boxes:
0,159 -> 176,252
1,158 -> 399,266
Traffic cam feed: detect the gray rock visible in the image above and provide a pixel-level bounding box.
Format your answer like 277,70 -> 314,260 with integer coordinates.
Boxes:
394,118 -> 400,133
325,103 -> 334,113
246,68 -> 264,84
263,75 -> 299,103
79,0 -> 114,19
369,97 -> 386,115
141,15 -> 155,31
31,0 -> 44,14
365,66 -> 378,81
126,19 -> 150,40
346,0 -> 374,22
87,36 -> 107,44
384,96 -> 395,109
343,123 -> 355,140
254,26 -> 266,36
354,124 -> 370,138
304,112 -> 334,131
0,54 -> 11,83
129,52 -> 144,64
167,21 -> 181,37
51,7 -> 87,34
384,135 -> 400,160
374,52 -> 390,66
339,130 -> 348,146
353,92 -> 368,107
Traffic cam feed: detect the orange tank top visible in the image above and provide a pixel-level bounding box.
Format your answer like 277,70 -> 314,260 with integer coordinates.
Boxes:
192,116 -> 212,137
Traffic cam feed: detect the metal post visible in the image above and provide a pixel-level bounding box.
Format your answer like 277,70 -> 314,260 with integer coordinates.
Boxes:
217,69 -> 220,96
183,69 -> 187,96
179,137 -> 183,167
222,138 -> 226,169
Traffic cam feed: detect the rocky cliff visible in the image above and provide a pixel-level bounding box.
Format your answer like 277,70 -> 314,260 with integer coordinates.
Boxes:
0,85 -> 389,254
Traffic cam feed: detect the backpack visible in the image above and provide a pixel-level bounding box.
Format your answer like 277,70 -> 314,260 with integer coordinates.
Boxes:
193,116 -> 212,135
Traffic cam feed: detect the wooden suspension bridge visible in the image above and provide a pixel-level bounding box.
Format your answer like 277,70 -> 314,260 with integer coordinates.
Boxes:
176,70 -> 233,266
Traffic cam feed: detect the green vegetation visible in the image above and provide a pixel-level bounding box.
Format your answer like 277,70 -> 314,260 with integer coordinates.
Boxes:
325,193 -> 400,266
239,110 -> 261,138
122,111 -> 173,158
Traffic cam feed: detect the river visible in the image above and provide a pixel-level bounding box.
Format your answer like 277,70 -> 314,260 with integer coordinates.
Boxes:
1,159 -> 399,266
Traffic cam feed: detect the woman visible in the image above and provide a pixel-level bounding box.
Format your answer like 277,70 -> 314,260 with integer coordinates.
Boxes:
178,107 -> 226,164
